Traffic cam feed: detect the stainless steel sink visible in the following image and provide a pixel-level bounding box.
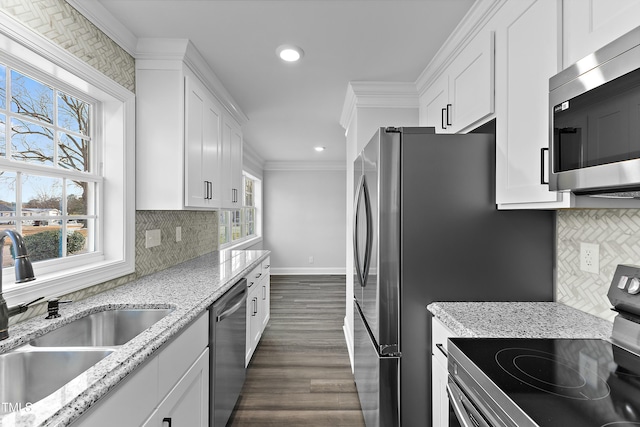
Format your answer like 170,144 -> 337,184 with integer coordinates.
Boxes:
0,348 -> 113,415
31,308 -> 173,347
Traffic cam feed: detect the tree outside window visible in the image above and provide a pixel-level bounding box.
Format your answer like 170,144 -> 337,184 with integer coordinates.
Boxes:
0,65 -> 96,267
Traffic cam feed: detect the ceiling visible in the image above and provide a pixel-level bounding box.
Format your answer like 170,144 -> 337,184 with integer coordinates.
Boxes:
89,0 -> 475,165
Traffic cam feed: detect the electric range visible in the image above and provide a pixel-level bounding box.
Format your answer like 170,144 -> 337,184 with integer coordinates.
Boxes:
447,264 -> 640,427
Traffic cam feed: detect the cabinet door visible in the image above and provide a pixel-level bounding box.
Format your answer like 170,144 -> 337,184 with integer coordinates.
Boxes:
184,76 -> 207,208
420,76 -> 449,132
261,263 -> 270,332
143,348 -> 209,427
494,0 -> 569,207
250,284 -> 263,350
563,0 -> 640,68
185,77 -> 221,208
432,354 -> 448,427
230,125 -> 243,206
447,31 -> 494,133
203,98 -> 222,207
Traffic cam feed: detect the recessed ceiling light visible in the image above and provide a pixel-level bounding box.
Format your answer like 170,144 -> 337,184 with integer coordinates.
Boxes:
314,146 -> 325,152
276,44 -> 304,62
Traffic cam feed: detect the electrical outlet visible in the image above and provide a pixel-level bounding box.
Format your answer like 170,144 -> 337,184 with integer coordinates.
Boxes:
580,242 -> 599,274
176,226 -> 182,242
145,229 -> 161,248
309,256 -> 314,264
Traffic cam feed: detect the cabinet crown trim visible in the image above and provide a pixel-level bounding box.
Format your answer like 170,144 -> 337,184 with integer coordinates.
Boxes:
340,81 -> 419,130
136,37 -> 248,126
415,0 -> 505,96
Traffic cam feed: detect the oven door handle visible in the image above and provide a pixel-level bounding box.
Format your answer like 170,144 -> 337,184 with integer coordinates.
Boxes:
447,380 -> 491,427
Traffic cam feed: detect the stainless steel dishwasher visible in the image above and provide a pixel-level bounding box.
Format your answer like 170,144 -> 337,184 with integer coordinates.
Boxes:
210,278 -> 247,427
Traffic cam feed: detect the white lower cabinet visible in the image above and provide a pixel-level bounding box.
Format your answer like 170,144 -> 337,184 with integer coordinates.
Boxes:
142,348 -> 209,427
73,313 -> 208,426
245,257 -> 271,366
432,317 -> 457,427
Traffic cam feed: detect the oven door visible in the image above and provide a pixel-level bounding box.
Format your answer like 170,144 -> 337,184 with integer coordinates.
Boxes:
447,377 -> 491,427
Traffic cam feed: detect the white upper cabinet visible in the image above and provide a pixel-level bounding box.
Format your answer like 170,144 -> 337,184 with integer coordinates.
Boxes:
419,31 -> 494,134
221,118 -> 244,209
494,0 -> 569,208
135,39 -> 246,211
185,75 -> 222,208
563,0 -> 640,68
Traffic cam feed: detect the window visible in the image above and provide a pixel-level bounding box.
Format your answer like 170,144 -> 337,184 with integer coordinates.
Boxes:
0,16 -> 134,306
219,172 -> 261,247
1,65 -> 97,266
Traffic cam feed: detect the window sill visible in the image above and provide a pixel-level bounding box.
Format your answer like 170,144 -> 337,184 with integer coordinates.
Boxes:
220,236 -> 263,251
2,257 -> 135,307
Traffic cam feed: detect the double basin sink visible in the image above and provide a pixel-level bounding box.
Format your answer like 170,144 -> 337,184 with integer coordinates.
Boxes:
0,308 -> 173,415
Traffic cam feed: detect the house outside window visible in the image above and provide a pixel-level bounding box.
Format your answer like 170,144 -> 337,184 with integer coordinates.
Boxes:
219,171 -> 261,247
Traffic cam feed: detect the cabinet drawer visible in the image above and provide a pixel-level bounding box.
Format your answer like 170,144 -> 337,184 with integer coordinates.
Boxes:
432,317 -> 456,365
158,312 -> 208,397
261,257 -> 270,274
246,264 -> 263,290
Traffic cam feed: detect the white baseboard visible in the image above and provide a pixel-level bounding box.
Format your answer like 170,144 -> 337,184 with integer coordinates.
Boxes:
270,267 -> 346,275
343,316 -> 354,373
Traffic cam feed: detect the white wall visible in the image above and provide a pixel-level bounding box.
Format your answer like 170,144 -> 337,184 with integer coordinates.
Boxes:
263,168 -> 346,274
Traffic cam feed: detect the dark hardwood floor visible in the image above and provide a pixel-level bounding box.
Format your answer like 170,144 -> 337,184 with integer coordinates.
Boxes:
228,275 -> 365,426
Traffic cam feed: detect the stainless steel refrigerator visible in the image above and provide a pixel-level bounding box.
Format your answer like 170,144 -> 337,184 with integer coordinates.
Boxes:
352,126 -> 555,427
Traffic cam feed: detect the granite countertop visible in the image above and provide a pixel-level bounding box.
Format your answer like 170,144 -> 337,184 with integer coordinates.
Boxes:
427,301 -> 613,340
0,249 -> 269,427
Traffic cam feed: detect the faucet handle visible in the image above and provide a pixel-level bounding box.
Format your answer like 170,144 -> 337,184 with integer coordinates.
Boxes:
46,298 -> 72,319
7,296 -> 44,317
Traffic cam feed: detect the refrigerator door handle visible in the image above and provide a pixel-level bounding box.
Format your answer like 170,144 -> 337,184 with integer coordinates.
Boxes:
353,174 -> 373,288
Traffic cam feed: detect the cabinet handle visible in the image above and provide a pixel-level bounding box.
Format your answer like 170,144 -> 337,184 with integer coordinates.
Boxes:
204,181 -> 208,200
446,103 -> 452,126
163,418 -> 172,427
253,297 -> 258,315
435,343 -> 448,358
255,272 -> 262,279
262,285 -> 266,300
441,108 -> 447,130
540,147 -> 549,185
209,181 -> 213,199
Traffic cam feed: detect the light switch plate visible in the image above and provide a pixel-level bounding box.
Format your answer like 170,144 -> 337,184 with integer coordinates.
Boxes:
145,229 -> 161,248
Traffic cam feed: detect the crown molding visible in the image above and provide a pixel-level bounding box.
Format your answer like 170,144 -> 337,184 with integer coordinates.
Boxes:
135,38 -> 248,125
264,161 -> 346,171
243,142 -> 265,176
340,81 -> 418,130
415,0 -> 506,96
65,0 -> 138,56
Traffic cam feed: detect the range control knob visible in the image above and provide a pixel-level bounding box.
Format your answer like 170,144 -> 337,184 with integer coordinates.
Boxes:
628,278 -> 640,295
618,275 -> 630,290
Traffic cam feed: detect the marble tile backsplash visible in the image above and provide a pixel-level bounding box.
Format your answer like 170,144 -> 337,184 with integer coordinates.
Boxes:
10,210 -> 219,324
557,209 -> 640,322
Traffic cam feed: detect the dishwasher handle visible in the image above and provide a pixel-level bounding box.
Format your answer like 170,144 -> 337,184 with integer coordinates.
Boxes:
216,289 -> 247,322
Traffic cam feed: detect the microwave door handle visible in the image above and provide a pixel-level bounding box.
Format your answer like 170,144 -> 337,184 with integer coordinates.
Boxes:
540,147 -> 549,185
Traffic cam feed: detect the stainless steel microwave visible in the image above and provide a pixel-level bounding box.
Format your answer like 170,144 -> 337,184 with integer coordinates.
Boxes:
549,26 -> 640,196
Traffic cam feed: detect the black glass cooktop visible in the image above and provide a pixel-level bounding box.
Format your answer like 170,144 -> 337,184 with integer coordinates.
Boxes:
450,338 -> 640,427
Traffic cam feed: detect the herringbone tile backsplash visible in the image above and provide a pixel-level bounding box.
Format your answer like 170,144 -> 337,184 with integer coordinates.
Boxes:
557,209 -> 640,321
0,0 -> 135,91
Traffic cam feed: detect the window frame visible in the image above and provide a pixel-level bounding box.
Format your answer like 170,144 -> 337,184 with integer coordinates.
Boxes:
219,171 -> 261,249
0,14 -> 135,306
